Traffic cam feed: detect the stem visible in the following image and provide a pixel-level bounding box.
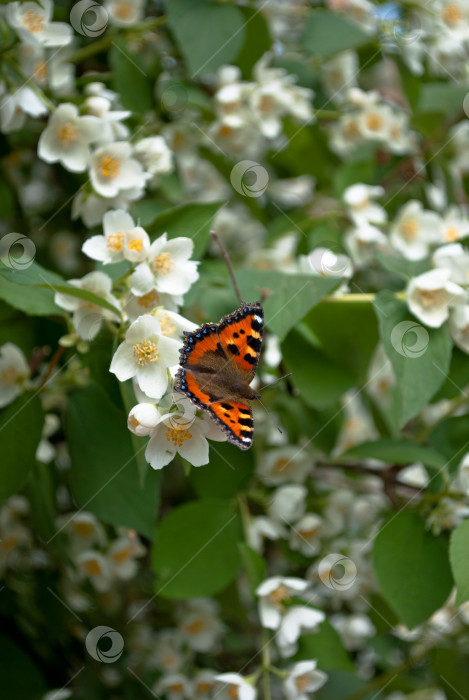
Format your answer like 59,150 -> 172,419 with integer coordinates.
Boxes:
39,345 -> 66,390
237,493 -> 252,538
261,629 -> 272,700
314,109 -> 341,120
210,231 -> 243,305
322,292 -> 406,303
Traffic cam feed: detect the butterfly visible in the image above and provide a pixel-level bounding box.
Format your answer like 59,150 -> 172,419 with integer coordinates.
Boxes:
174,301 -> 263,450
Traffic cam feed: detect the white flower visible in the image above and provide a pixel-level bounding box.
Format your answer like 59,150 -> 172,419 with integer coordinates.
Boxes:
269,176 -> 315,208
407,269 -> 467,328
298,247 -> 353,280
38,104 -> 105,173
105,0 -> 145,26
76,550 -> 112,592
134,136 -> 174,176
42,690 -> 72,700
449,305 -> 469,354
128,402 -> 161,436
440,206 -> 469,244
343,184 -> 386,225
61,511 -> 107,553
278,606 -> 326,657
268,484 -> 307,524
193,670 -> 217,698
256,576 -> 309,629
0,343 -> 30,408
215,673 -> 257,700
289,514 -> 324,557
432,243 -> 469,286
390,201 -> 443,260
54,271 -> 120,340
144,408 -> 226,470
108,532 -> 145,579
0,85 -> 48,133
36,412 -> 60,463
130,233 -> 199,296
123,288 -> 182,322
458,453 -> 469,494
256,447 -> 311,484
247,516 -> 286,553
90,142 -> 147,198
283,660 -> 328,700
155,673 -> 191,700
7,0 -> 72,47
178,598 -> 224,652
82,209 -> 150,264
330,613 -> 376,651
110,315 -> 181,399
322,50 -> 359,102
19,44 -> 75,96
366,343 -> 396,411
344,223 -> 389,268
153,630 -> 184,673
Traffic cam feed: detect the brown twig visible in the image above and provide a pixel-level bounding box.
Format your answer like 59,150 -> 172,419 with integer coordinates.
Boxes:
210,230 -> 243,305
39,345 -> 66,390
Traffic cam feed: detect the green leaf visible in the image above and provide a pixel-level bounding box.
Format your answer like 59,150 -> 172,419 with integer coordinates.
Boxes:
0,260 -> 63,287
167,0 -> 246,77
131,199 -> 167,227
432,347 -> 469,402
110,37 -> 152,114
374,291 -> 452,428
450,520 -> 469,606
340,438 -> 446,470
0,275 -> 59,316
235,269 -> 341,341
302,9 -> 371,57
282,328 -> 356,409
190,441 -> 254,499
148,202 -> 223,261
375,252 -> 431,281
432,647 -> 469,700
238,543 -> 266,597
66,385 -> 160,539
428,413 -> 469,474
151,498 -> 242,598
373,510 -> 453,628
306,299 -> 379,380
417,82 -> 468,116
0,393 -> 44,501
0,636 -> 46,700
295,620 -> 354,673
235,6 -> 271,78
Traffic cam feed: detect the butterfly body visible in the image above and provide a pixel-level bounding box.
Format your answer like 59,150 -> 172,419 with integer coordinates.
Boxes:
174,301 -> 263,450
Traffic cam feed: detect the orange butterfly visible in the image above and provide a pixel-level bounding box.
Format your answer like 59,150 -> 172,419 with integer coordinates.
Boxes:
174,301 -> 264,449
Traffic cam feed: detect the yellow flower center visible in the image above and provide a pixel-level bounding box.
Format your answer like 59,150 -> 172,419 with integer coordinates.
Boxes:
21,9 -> 45,33
197,681 -> 213,693
130,416 -> 140,428
445,226 -> 460,242
268,584 -> 290,607
74,521 -> 95,537
127,237 -> 143,253
114,0 -> 133,18
442,3 -> 463,25
57,122 -> 79,145
138,290 -> 159,309
133,340 -> 159,366
1,366 -> 20,384
34,60 -> 47,82
168,684 -> 184,692
165,425 -> 192,447
112,545 -> 132,564
107,232 -> 124,252
378,378 -> 390,393
295,673 -> 312,693
84,559 -> 102,576
401,219 -> 420,240
299,526 -> 320,539
227,686 -> 239,699
152,252 -> 174,275
344,120 -> 359,139
158,313 -> 176,337
418,288 -> 446,308
259,94 -> 276,114
98,155 -> 121,179
219,124 -> 234,137
2,534 -> 19,553
184,618 -> 205,635
273,457 -> 291,474
365,113 -> 384,132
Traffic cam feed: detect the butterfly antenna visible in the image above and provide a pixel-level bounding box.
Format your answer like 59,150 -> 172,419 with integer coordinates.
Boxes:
256,395 -> 283,435
210,231 -> 243,305
259,372 -> 292,392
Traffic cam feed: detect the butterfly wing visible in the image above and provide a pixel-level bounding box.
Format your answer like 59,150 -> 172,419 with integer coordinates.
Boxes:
217,301 -> 263,382
209,400 -> 254,450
